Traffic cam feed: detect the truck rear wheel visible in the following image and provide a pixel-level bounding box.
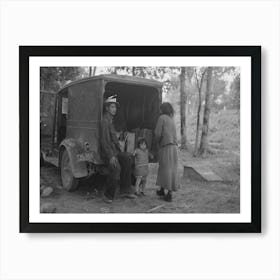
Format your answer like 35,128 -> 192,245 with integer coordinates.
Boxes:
61,149 -> 79,192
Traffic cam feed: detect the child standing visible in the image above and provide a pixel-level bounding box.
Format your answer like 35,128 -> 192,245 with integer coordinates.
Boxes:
134,137 -> 151,196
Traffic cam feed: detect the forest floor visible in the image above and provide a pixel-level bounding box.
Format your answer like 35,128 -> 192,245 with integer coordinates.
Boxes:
40,147 -> 240,213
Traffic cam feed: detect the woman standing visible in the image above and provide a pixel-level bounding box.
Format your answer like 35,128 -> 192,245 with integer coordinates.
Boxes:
154,102 -> 178,202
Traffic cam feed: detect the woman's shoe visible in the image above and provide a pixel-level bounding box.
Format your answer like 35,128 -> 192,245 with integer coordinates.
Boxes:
156,188 -> 165,196
164,192 -> 172,202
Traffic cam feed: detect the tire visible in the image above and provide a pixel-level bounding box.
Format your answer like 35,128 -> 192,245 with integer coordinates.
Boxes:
60,149 -> 79,192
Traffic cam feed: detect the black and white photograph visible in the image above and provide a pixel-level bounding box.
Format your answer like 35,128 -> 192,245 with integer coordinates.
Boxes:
40,65 -> 241,214
2,0 -> 279,279
20,46 -> 260,232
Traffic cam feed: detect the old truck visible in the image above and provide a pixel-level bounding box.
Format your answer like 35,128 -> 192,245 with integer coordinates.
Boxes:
40,74 -> 163,191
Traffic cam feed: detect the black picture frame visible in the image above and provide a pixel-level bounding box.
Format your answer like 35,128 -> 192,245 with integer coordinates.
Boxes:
20,46 -> 261,233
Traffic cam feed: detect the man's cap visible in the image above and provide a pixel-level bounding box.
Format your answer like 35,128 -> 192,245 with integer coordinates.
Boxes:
104,95 -> 119,105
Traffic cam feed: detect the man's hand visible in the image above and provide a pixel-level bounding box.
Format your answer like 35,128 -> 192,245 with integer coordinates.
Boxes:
110,156 -> 118,168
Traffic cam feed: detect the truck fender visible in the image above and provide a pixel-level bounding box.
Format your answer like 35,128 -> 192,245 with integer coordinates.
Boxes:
59,138 -> 88,178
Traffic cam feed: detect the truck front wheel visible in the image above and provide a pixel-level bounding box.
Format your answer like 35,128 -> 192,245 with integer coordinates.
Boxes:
60,149 -> 79,192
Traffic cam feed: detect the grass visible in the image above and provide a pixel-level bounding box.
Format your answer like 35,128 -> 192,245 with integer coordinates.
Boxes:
169,105 -> 240,153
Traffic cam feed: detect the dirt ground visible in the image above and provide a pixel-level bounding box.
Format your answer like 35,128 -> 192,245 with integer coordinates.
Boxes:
40,149 -> 240,213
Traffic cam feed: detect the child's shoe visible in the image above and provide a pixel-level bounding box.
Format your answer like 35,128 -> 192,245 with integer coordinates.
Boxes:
164,192 -> 172,202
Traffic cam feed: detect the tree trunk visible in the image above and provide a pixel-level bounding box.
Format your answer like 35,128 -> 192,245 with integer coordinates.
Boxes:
89,67 -> 92,76
194,88 -> 202,156
92,67 -> 96,76
180,67 -> 187,149
132,67 -> 136,76
199,67 -> 213,157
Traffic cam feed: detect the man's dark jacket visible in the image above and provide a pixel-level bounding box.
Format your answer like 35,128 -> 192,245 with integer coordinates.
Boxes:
100,112 -> 121,162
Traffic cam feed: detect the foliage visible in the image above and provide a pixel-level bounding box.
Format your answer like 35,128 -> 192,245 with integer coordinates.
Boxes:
40,67 -> 87,92
163,66 -> 240,155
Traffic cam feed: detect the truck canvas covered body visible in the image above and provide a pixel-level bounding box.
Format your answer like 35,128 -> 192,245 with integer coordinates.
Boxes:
40,74 -> 163,191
